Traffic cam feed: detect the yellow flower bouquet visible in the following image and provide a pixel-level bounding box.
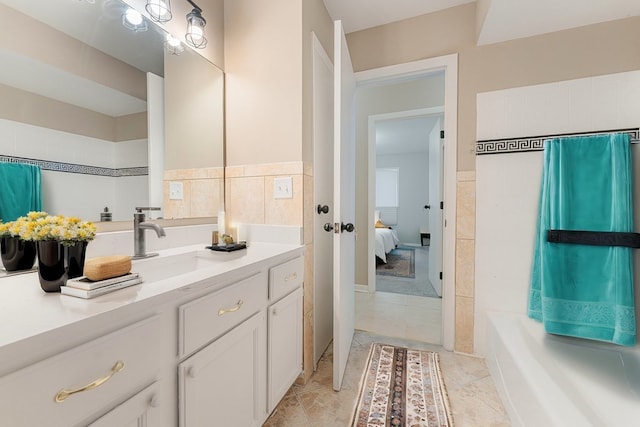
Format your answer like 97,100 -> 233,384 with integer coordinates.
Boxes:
17,211 -> 97,246
5,212 -> 98,292
0,215 -> 38,272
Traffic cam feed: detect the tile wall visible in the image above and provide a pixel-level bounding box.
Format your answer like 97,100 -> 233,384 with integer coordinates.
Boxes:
474,70 -> 640,356
455,171 -> 476,354
163,167 -> 224,219
225,160 -> 315,382
222,159 -> 484,371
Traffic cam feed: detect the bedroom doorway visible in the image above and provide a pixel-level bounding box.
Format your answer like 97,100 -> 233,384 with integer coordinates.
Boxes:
353,55 -> 456,347
357,106 -> 445,345
372,112 -> 443,300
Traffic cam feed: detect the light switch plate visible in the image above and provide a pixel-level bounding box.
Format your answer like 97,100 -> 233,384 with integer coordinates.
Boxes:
274,177 -> 293,199
169,181 -> 184,200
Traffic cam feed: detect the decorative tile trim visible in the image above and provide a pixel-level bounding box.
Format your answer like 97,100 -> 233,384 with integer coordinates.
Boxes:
0,155 -> 147,177
476,128 -> 640,155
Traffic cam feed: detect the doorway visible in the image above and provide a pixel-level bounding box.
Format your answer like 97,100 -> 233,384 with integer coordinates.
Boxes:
372,111 -> 444,300
358,106 -> 445,345
354,55 -> 458,351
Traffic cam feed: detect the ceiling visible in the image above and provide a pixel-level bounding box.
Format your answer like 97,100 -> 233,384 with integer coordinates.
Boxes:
323,0 -> 474,34
4,0 -> 640,118
323,0 -> 640,44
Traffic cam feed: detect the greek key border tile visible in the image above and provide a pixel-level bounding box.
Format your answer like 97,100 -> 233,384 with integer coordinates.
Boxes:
476,128 -> 640,155
0,155 -> 148,177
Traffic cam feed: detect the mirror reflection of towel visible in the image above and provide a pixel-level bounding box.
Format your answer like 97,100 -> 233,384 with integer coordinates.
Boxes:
529,133 -> 636,346
0,163 -> 42,221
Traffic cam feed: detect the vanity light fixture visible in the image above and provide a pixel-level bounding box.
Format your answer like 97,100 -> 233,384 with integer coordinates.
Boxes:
165,34 -> 185,55
122,8 -> 148,32
145,0 -> 172,23
184,0 -> 207,49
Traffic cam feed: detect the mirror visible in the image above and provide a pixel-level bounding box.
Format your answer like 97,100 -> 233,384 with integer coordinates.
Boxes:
0,0 -> 224,223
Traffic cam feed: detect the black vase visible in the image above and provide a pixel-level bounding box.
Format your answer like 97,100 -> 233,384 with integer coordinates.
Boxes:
67,241 -> 88,280
37,241 -> 67,292
1,236 -> 37,271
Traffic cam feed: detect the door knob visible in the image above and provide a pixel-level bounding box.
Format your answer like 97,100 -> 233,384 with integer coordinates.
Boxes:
323,223 -> 334,232
341,222 -> 355,233
424,205 -> 431,209
317,204 -> 330,214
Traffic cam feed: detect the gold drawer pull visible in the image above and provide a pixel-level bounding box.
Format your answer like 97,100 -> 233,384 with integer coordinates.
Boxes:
218,299 -> 243,316
55,360 -> 125,403
284,272 -> 298,282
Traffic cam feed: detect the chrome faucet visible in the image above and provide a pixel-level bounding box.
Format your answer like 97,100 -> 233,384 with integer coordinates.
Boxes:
133,207 -> 166,259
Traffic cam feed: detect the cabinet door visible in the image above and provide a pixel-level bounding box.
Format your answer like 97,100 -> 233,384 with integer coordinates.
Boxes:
268,288 -> 303,412
179,311 -> 267,427
88,382 -> 159,427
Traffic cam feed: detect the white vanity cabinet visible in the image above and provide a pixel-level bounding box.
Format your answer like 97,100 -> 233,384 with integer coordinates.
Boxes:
178,255 -> 304,426
267,257 -> 304,412
267,287 -> 303,412
177,272 -> 269,426
0,243 -> 304,427
0,315 -> 164,426
88,382 -> 160,427
178,312 -> 267,427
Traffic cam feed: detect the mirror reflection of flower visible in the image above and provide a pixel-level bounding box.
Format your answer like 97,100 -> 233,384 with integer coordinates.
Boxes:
3,211 -> 97,246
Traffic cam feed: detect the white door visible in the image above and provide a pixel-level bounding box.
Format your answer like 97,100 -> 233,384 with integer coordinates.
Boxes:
312,33 -> 334,366
428,117 -> 444,296
333,20 -> 356,391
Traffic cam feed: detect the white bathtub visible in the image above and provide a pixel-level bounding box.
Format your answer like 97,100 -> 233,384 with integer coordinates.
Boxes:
486,312 -> 640,426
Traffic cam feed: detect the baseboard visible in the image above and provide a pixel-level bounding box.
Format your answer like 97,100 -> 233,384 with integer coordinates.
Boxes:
355,283 -> 369,293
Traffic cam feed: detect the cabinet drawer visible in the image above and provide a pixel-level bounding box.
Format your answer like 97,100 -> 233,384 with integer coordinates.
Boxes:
269,257 -> 304,302
0,315 -> 162,427
179,272 -> 267,357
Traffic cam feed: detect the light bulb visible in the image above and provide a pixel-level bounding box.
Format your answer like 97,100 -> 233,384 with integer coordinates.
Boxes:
145,0 -> 172,22
125,8 -> 143,26
166,35 -> 180,47
148,0 -> 167,17
190,26 -> 203,41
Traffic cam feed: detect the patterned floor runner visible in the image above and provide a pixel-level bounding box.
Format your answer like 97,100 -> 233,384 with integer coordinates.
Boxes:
351,343 -> 454,427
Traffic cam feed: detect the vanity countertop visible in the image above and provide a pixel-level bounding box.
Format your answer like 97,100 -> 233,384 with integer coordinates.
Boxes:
0,242 -> 303,356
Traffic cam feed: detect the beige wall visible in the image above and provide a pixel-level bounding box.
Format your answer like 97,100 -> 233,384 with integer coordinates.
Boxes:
0,4 -> 146,101
0,4 -> 147,141
224,0 -> 333,382
224,0 -> 303,166
347,3 -> 640,171
0,84 -> 118,141
115,112 -> 148,142
164,49 -> 224,170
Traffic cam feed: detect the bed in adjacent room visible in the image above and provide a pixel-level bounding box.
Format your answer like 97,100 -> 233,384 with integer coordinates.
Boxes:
375,226 -> 399,263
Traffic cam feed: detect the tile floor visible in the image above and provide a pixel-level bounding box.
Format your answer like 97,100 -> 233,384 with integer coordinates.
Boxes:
355,290 -> 443,344
264,331 -> 511,426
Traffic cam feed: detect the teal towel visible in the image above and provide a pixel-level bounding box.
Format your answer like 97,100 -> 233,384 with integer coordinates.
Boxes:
529,133 -> 636,346
0,162 -> 42,222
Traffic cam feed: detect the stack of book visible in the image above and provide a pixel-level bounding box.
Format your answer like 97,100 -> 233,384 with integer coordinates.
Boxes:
61,272 -> 142,299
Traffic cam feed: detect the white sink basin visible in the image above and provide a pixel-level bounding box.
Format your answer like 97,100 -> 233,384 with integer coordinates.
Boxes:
130,250 -> 215,284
